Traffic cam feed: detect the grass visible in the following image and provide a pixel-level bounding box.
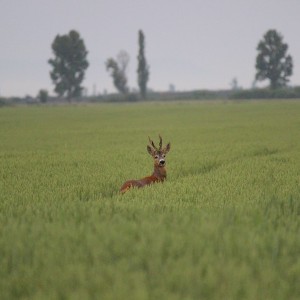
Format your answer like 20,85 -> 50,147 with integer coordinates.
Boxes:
0,100 -> 300,299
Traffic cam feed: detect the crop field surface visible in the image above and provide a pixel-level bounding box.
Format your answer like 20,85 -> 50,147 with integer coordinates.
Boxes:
0,100 -> 299,300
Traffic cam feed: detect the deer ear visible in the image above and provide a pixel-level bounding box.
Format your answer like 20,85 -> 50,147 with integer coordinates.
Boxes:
147,145 -> 154,155
164,143 -> 171,154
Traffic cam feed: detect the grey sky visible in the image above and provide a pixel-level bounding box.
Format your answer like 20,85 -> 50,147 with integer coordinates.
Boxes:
1,0 -> 300,97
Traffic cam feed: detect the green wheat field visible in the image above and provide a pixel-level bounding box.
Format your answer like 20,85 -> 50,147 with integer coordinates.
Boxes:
0,100 -> 299,299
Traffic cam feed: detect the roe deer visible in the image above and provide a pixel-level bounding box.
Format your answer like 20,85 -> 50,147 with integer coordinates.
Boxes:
120,135 -> 171,193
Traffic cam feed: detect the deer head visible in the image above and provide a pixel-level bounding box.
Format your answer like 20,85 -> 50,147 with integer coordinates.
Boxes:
147,135 -> 171,167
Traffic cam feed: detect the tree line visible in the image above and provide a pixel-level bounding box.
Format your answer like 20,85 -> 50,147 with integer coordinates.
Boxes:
47,29 -> 149,101
46,28 -> 294,101
3,28 -> 295,105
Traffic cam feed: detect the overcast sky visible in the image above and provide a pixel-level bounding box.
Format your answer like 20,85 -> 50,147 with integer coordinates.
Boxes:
1,0 -> 300,97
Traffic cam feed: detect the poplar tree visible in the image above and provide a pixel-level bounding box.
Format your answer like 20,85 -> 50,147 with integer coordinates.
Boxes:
137,30 -> 149,98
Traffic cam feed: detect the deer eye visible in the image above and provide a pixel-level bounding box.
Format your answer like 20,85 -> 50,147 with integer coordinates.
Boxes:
154,155 -> 159,159
162,154 -> 166,158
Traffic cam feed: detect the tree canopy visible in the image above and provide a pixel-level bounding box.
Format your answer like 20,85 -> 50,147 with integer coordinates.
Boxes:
48,30 -> 89,99
255,29 -> 293,89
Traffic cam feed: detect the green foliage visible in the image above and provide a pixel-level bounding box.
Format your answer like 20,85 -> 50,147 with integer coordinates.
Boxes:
48,30 -> 89,99
232,87 -> 300,99
255,29 -> 293,89
137,30 -> 150,99
37,89 -> 49,103
106,51 -> 129,95
0,97 -> 7,106
0,101 -> 300,299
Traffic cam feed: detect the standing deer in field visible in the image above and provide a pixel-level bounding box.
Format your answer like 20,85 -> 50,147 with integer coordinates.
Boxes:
120,135 -> 171,193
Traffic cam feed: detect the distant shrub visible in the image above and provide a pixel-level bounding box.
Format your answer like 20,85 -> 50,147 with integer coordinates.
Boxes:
37,89 -> 49,103
232,87 -> 300,99
0,97 -> 7,106
96,92 -> 139,102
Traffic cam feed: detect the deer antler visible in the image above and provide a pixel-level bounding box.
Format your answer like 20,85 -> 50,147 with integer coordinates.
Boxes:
149,135 -> 164,151
159,135 -> 163,150
148,136 -> 158,150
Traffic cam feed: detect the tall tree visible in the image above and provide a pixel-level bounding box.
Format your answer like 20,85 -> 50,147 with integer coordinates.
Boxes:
255,29 -> 293,89
106,51 -> 129,94
137,30 -> 149,98
48,30 -> 89,99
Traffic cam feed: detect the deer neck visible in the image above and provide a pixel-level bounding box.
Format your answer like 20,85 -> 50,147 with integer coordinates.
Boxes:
152,164 -> 167,181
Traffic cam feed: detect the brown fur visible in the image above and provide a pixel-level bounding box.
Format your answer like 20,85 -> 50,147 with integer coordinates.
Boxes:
120,136 -> 170,194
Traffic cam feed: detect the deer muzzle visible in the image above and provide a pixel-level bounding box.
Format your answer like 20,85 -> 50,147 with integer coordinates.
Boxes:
159,159 -> 165,166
